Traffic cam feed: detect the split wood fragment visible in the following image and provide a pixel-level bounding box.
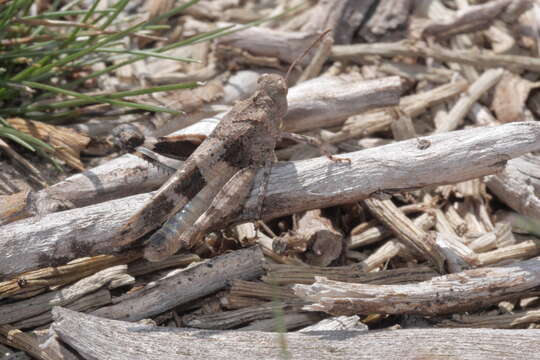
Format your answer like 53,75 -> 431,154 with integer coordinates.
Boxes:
0,265 -> 131,325
364,198 -> 445,273
294,255 -> 540,316
91,246 -> 264,321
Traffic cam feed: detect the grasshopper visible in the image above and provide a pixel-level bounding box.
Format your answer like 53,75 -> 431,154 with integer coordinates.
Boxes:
114,73 -> 287,261
113,31 -> 344,261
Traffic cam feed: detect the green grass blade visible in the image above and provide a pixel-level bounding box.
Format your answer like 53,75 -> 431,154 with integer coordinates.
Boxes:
99,0 -> 128,30
2,132 -> 37,152
67,24 -> 234,88
96,48 -> 200,63
23,81 -> 184,115
34,81 -> 199,109
21,9 -> 115,20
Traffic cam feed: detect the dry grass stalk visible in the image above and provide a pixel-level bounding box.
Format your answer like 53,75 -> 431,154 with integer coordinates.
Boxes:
0,253 -> 138,299
7,118 -> 90,171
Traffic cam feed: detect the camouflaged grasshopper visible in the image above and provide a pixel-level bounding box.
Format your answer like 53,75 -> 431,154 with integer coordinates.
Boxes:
113,30 -> 343,261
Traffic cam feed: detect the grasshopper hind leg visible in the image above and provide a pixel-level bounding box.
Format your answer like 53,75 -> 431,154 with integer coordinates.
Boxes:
143,196 -> 207,261
144,167 -> 258,262
144,230 -> 175,262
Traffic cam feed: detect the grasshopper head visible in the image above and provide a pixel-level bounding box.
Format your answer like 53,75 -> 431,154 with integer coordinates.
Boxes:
257,73 -> 288,123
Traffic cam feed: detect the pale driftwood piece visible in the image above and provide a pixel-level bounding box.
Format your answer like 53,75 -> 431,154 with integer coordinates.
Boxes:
362,240 -> 405,272
491,72 -> 540,123
127,253 -> 200,277
325,80 -> 468,143
91,246 -> 264,321
484,22 -> 516,53
219,69 -> 265,105
240,312 -> 323,331
182,301 -> 304,329
435,68 -> 504,133
301,0 -> 376,45
349,208 -> 432,249
459,199 -> 489,238
444,205 -> 468,236
0,324 -> 56,360
468,223 -> 514,252
348,220 -> 392,250
0,190 -> 151,280
378,61 -> 454,84
331,41 -> 540,72
13,288 -> 111,329
486,157 -> 540,220
294,256 -> 540,316
0,154 -> 178,225
390,108 -> 417,140
229,280 -> 297,301
283,75 -> 402,133
421,0 -> 530,39
520,296 -> 540,309
0,138 -> 46,188
438,308 -> 540,329
263,264 -> 436,286
435,233 -> 479,273
35,330 -> 79,360
0,265 -> 129,325
477,239 -> 540,266
435,208 -> 459,237
49,307 -> 540,360
216,25 -> 319,65
494,154 -> 540,197
299,315 -> 367,332
359,0 -> 413,42
297,210 -> 342,266
469,102 -> 498,126
1,123 -> 539,277
176,75 -> 402,137
363,198 -> 446,273
243,122 -> 540,221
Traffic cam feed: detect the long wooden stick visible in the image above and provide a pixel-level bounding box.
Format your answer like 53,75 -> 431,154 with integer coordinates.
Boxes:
1,122 -> 539,278
49,307 -> 540,360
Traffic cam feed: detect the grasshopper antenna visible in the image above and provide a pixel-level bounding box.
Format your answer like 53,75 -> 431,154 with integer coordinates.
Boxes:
285,28 -> 332,83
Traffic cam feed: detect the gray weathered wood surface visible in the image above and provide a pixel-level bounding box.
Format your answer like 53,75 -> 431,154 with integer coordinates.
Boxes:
1,122 -> 539,278
49,307 -> 540,360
